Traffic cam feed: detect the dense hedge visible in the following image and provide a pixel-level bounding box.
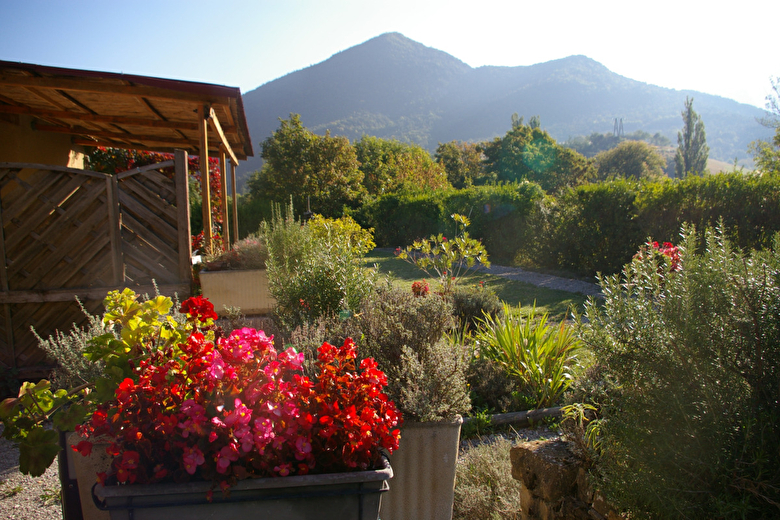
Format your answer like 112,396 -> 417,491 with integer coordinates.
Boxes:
235,172 -> 779,277
521,173 -> 780,277
352,182 -> 544,264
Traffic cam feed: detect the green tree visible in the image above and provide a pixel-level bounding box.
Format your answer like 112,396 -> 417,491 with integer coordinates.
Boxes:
674,97 -> 709,177
246,114 -> 364,217
434,140 -> 492,188
354,136 -> 449,196
482,119 -> 592,192
593,140 -> 667,180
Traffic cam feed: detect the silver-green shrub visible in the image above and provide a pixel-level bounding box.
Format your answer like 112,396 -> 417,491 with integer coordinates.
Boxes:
580,226 -> 780,518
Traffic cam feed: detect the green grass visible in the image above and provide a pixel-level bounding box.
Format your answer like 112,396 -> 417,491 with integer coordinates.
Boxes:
363,249 -> 589,322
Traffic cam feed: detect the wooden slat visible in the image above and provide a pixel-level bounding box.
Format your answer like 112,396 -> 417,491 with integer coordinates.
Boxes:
208,108 -> 238,165
121,242 -> 178,284
9,207 -> 107,289
0,105 -> 207,130
6,181 -> 106,274
115,160 -> 175,180
4,174 -> 93,251
121,211 -> 179,264
0,74 -> 229,105
0,283 -> 190,304
174,150 -> 192,284
0,162 -> 109,179
118,190 -> 177,244
198,105 -> 212,251
119,177 -> 177,223
220,150 -> 229,246
107,175 -> 124,285
230,161 -> 238,245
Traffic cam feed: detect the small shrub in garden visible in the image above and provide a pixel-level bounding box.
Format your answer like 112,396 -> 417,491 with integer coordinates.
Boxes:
453,436 -> 522,520
396,213 -> 490,294
451,281 -> 503,331
263,203 -> 378,331
475,303 -> 581,409
466,356 -> 521,413
202,235 -> 269,270
354,282 -> 471,422
580,226 -> 780,518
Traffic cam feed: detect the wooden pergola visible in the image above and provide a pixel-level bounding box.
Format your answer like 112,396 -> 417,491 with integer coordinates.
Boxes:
0,60 -> 254,250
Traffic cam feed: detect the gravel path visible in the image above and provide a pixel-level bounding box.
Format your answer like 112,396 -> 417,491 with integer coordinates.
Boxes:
0,432 -> 63,520
475,263 -> 603,298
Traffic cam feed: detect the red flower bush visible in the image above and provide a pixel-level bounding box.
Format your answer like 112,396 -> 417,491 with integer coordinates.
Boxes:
73,293 -> 401,491
411,280 -> 430,297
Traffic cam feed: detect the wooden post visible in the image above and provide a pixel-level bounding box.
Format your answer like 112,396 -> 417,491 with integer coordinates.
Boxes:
198,105 -> 212,252
230,160 -> 238,244
106,175 -> 124,285
174,150 -> 193,286
0,196 -> 14,368
219,148 -> 229,247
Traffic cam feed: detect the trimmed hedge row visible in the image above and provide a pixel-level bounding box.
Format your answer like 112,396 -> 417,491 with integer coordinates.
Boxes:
524,173 -> 780,276
351,182 -> 545,264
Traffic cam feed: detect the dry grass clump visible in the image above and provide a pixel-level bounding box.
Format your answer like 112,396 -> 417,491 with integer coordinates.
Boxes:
453,436 -> 522,520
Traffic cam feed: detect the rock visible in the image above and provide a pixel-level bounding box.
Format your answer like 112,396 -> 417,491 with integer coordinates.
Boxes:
510,439 -> 580,502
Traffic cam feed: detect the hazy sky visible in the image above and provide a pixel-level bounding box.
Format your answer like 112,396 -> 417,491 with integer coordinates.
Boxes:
1,0 -> 777,109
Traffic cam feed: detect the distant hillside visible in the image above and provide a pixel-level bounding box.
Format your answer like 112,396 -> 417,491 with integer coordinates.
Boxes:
239,32 -> 771,188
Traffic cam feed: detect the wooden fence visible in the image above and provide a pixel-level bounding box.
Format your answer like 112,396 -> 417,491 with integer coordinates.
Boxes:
0,150 -> 192,377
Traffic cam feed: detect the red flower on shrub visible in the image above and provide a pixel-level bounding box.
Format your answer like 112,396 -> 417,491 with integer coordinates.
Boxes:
411,280 -> 430,297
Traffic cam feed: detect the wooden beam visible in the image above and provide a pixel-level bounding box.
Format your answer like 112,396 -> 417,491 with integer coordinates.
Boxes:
230,160 -> 238,245
115,160 -> 176,180
35,123 -> 188,144
174,150 -> 193,285
0,194 -> 15,368
198,105 -> 212,252
0,105 -> 208,130
0,73 -> 228,105
219,149 -> 229,246
106,175 -> 124,285
0,161 -> 110,179
0,283 -> 192,304
208,107 -> 238,165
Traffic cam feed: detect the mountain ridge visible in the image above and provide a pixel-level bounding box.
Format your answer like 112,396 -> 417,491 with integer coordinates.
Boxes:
238,33 -> 771,186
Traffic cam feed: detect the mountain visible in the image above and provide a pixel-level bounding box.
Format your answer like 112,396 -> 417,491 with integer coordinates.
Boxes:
239,32 -> 772,187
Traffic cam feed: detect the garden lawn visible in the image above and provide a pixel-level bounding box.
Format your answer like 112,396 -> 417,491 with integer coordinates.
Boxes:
363,249 -> 588,322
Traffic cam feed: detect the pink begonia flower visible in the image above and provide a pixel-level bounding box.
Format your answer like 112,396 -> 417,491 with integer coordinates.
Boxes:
224,399 -> 252,428
295,436 -> 312,461
182,446 -> 205,475
274,463 -> 293,477
216,444 -> 239,474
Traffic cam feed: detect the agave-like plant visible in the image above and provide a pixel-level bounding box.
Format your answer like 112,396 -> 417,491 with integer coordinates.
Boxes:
475,303 -> 581,408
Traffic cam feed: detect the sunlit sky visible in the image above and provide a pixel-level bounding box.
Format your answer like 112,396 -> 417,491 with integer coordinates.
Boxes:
1,0 -> 777,109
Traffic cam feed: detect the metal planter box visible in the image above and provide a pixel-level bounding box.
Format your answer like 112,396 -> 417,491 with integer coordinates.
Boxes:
380,415 -> 463,520
92,456 -> 392,520
199,268 -> 275,316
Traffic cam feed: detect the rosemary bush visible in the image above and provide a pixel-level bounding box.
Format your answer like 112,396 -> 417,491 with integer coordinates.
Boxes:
581,227 -> 780,518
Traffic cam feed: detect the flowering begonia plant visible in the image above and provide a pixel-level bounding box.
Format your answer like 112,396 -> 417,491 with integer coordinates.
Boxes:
73,293 -> 401,490
0,289 -> 401,492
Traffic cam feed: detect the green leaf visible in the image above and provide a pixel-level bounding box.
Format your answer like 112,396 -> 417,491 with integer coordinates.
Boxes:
19,427 -> 59,476
52,403 -> 89,432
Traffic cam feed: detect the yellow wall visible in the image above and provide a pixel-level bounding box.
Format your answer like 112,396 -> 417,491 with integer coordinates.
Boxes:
0,115 -> 84,168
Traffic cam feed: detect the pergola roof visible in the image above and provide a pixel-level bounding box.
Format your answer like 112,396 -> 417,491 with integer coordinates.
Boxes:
0,60 -> 254,161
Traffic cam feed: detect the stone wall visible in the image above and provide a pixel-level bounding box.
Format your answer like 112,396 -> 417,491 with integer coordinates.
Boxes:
510,439 -> 622,520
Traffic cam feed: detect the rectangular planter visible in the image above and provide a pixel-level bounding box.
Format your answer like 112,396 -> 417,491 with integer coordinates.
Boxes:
199,268 -> 275,316
92,456 -> 392,520
380,416 -> 463,520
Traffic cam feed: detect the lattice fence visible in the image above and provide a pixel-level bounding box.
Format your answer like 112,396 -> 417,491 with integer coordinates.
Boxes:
0,151 -> 192,376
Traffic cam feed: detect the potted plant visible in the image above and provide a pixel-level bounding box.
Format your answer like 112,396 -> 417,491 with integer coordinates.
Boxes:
198,235 -> 275,316
1,290 -> 401,520
291,282 -> 470,520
